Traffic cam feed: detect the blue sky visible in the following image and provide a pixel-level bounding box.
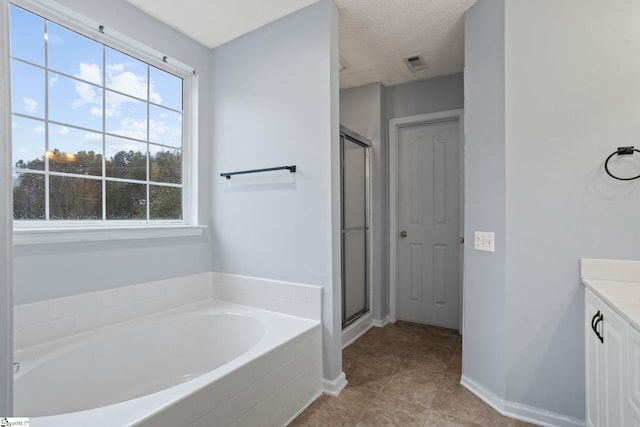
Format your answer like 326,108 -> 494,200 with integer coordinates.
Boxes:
10,4 -> 183,172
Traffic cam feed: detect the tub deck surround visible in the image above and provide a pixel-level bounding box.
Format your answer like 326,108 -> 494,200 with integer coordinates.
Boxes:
12,274 -> 324,427
13,273 -> 212,350
210,272 -> 323,322
581,258 -> 640,329
15,299 -> 323,427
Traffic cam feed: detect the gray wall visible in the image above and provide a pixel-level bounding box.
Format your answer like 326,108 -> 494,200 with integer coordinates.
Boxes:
340,75 -> 465,325
386,73 -> 464,120
0,0 -> 13,413
462,0 -> 507,401
11,0 -> 214,305
339,83 -> 388,322
504,0 -> 640,419
210,0 -> 343,382
465,0 -> 640,421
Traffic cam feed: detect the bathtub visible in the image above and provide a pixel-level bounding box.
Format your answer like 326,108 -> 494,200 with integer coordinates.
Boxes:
14,299 -> 323,427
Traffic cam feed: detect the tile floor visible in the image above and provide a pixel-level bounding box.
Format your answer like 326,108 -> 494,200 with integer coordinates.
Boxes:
290,321 -> 537,427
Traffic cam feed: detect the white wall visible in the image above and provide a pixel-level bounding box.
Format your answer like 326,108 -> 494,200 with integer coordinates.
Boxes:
504,0 -> 640,419
339,83 -> 387,322
11,0 -> 214,305
210,0 -> 342,382
465,0 -> 640,422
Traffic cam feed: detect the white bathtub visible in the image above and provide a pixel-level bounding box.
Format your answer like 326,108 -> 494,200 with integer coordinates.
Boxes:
14,299 -> 323,427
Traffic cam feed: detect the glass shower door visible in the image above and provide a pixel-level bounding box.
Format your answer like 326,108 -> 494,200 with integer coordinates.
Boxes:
341,130 -> 369,328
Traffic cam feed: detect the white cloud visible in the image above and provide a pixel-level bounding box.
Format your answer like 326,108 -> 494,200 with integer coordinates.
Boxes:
67,61 -> 179,143
33,125 -> 45,134
83,132 -> 102,142
107,63 -> 125,74
49,75 -> 59,87
108,71 -> 147,99
106,63 -> 162,104
111,117 -> 147,140
148,83 -> 162,104
72,81 -> 100,109
51,126 -> 69,135
22,97 -> 38,113
77,63 -> 102,85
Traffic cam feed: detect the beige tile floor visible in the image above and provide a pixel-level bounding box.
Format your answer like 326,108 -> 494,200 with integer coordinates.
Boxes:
291,321 -> 537,427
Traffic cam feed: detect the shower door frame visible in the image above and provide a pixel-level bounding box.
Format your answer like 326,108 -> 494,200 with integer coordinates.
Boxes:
340,126 -> 371,329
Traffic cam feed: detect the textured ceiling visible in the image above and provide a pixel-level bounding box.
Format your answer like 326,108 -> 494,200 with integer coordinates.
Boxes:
124,0 -> 476,89
124,0 -> 319,49
337,0 -> 476,88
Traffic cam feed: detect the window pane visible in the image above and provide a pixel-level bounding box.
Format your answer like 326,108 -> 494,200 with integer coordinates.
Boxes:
13,172 -> 45,220
106,90 -> 148,139
106,47 -> 148,101
150,145 -> 181,184
49,125 -> 103,176
49,72 -> 103,131
105,136 -> 147,180
12,115 -> 45,171
10,5 -> 45,66
149,67 -> 181,111
149,105 -> 181,147
11,60 -> 45,118
106,181 -> 146,220
150,185 -> 181,220
49,176 -> 101,220
47,22 -> 102,83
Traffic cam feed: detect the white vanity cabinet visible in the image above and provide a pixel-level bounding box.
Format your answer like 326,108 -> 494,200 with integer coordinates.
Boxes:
582,258 -> 640,427
629,326 -> 640,426
585,288 -> 628,427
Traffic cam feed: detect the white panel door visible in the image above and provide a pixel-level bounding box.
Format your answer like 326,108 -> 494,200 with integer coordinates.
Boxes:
397,119 -> 460,328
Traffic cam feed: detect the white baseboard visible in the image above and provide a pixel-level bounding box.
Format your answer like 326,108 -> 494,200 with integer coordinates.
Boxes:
322,372 -> 348,397
372,316 -> 389,327
342,313 -> 372,348
460,375 -> 586,427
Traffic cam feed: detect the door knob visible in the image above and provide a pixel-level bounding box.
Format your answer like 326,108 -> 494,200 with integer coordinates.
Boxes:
400,230 -> 407,238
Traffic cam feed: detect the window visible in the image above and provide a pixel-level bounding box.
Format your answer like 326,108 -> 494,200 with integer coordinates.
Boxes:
9,3 -> 194,228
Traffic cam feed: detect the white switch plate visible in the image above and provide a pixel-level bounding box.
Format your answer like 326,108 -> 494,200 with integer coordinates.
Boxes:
474,231 -> 495,252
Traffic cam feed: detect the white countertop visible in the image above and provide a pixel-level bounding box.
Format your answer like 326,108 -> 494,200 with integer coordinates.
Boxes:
581,258 -> 640,331
582,278 -> 640,331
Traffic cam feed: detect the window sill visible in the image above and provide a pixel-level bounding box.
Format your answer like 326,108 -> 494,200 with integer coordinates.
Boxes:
13,224 -> 207,245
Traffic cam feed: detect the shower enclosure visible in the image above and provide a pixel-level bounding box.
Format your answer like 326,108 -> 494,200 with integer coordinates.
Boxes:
340,126 -> 370,328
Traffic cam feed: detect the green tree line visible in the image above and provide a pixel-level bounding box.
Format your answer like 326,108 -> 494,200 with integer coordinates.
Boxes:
13,149 -> 182,220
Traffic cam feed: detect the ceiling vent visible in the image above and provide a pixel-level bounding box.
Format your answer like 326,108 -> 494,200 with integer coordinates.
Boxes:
403,54 -> 428,72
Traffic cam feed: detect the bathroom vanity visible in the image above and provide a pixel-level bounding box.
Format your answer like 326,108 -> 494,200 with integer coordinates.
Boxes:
581,258 -> 640,427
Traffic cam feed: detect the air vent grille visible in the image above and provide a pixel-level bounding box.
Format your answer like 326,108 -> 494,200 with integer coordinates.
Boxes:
403,54 -> 428,72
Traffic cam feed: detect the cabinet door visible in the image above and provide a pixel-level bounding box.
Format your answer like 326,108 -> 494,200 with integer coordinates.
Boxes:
585,289 -> 603,427
629,326 -> 640,424
601,297 -> 628,427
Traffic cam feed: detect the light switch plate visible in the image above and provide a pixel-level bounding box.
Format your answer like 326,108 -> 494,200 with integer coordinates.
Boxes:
474,231 -> 495,252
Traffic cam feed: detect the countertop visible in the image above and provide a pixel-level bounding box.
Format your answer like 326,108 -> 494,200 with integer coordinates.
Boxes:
581,258 -> 640,331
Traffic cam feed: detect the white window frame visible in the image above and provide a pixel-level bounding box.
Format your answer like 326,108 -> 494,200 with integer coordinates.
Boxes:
5,0 -> 205,245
